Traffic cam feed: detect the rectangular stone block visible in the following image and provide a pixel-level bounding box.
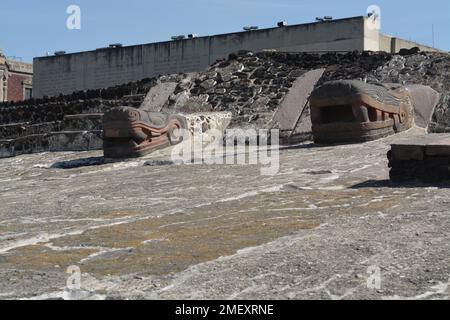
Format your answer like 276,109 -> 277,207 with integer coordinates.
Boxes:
424,136 -> 450,157
389,134 -> 450,182
390,144 -> 425,161
0,140 -> 13,158
390,134 -> 450,160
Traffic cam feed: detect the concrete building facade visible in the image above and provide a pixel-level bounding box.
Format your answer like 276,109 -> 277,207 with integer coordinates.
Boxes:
33,16 -> 438,98
0,50 -> 33,102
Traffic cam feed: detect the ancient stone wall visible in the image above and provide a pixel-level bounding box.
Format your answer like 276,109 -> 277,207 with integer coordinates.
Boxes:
1,50 -> 449,158
0,77 -> 159,132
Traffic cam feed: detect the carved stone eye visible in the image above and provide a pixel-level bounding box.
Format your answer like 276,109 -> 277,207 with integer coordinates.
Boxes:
127,109 -> 140,122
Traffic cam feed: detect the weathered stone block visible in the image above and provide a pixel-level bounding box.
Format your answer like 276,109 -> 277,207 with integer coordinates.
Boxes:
388,134 -> 450,183
425,136 -> 450,156
391,144 -> 425,161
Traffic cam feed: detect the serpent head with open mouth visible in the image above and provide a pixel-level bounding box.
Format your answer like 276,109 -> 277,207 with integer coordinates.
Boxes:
102,107 -> 188,158
310,80 -> 415,144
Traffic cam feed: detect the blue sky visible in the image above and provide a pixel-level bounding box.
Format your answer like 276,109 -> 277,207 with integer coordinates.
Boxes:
1,0 -> 449,62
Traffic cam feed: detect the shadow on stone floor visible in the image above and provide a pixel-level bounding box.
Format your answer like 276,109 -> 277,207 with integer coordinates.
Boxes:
50,156 -> 174,169
351,179 -> 450,189
50,157 -> 107,169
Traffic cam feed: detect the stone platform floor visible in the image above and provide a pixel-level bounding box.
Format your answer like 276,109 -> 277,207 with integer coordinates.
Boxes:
0,128 -> 449,300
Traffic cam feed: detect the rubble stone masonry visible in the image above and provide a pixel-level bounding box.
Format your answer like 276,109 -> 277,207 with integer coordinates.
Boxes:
0,50 -> 449,147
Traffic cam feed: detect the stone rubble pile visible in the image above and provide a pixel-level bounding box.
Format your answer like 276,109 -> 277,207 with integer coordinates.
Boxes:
153,50 -> 450,133
370,53 -> 450,133
161,51 -> 394,130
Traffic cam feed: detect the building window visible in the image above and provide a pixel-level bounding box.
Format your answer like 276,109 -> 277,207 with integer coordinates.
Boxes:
1,77 -> 7,102
24,87 -> 32,100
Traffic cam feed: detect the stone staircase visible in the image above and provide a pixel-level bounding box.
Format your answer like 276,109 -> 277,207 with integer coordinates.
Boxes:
0,87 -> 151,158
0,113 -> 104,158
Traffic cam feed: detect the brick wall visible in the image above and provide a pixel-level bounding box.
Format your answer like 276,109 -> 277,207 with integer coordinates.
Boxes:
7,73 -> 31,102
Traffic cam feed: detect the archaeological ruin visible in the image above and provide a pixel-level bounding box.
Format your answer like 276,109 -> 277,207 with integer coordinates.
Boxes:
1,49 -> 450,159
1,13 -> 450,301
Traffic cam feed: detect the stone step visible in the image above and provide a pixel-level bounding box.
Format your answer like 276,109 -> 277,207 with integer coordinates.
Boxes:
62,113 -> 103,131
121,94 -> 146,107
0,113 -> 104,140
122,94 -> 146,101
0,122 -> 62,139
0,131 -> 103,158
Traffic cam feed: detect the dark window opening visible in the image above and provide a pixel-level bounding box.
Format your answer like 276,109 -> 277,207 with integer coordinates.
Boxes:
24,88 -> 32,100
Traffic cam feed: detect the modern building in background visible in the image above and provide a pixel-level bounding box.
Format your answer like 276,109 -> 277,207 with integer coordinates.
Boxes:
33,16 -> 439,98
0,49 -> 33,102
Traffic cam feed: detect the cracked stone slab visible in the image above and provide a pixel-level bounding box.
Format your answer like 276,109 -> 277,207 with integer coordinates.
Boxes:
273,69 -> 325,136
1,127 -> 449,300
140,82 -> 178,112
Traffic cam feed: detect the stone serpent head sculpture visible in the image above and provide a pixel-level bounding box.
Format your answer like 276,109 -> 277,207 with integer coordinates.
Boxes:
310,80 -> 418,144
102,107 -> 188,158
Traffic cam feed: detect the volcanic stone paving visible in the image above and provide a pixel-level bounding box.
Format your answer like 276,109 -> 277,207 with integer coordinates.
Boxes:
0,128 -> 449,300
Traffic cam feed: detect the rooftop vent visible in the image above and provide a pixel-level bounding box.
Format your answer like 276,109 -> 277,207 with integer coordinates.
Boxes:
54,51 -> 66,56
188,34 -> 198,39
316,16 -> 333,22
171,35 -> 186,40
277,21 -> 288,27
243,26 -> 259,31
109,43 -> 123,48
